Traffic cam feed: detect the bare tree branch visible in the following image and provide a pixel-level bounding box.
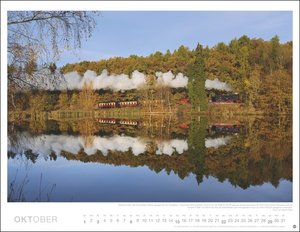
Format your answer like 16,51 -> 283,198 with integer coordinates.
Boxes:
7,11 -> 99,91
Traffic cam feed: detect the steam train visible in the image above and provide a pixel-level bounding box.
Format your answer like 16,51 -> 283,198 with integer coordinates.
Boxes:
211,94 -> 241,103
96,93 -> 241,109
97,100 -> 138,109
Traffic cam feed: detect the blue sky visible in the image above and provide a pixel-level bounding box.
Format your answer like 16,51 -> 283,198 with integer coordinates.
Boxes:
58,11 -> 292,67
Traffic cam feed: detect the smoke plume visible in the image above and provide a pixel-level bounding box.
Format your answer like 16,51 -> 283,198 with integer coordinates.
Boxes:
205,79 -> 232,91
61,70 -> 146,91
60,70 -> 189,91
156,71 -> 188,88
37,69 -> 232,92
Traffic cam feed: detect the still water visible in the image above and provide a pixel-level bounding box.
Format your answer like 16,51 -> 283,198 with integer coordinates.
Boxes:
7,115 -> 292,202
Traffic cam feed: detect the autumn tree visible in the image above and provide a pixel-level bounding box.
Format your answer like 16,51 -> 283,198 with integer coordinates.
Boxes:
8,11 -> 98,108
244,64 -> 262,108
78,82 -> 99,110
139,74 -> 156,112
188,44 -> 208,112
57,91 -> 70,109
28,92 -> 49,112
57,35 -> 293,114
69,92 -> 79,110
260,70 -> 292,114
270,35 -> 282,72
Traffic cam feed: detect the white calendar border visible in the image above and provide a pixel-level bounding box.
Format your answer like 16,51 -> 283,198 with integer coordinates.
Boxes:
1,1 -> 299,231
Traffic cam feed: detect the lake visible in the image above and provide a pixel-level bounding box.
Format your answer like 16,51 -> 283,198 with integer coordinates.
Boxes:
7,115 -> 292,202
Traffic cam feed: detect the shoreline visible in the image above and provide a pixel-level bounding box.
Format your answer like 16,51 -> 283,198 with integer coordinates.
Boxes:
8,108 -> 292,122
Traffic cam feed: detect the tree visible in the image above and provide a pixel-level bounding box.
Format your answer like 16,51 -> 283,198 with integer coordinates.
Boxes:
57,91 -> 70,109
140,74 -> 156,112
260,70 -> 292,114
281,41 -> 292,74
238,35 -> 251,47
244,65 -> 262,107
7,11 -> 98,90
188,44 -> 208,112
28,91 -> 48,112
229,38 -> 239,54
78,82 -> 99,110
270,35 -> 282,72
57,36 -> 292,114
69,92 -> 79,110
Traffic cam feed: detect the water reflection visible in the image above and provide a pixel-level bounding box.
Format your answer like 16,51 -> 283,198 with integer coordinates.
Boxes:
9,133 -> 188,156
7,116 -> 292,202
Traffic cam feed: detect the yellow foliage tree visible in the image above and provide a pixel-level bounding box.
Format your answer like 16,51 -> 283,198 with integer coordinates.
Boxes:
78,81 -> 99,110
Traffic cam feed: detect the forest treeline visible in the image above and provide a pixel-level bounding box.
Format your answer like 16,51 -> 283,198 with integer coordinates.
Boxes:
10,35 -> 292,114
61,35 -> 292,113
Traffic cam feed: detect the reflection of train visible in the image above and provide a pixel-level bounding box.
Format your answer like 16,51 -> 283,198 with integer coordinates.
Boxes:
210,124 -> 242,134
178,98 -> 190,104
211,94 -> 241,103
177,123 -> 242,134
177,94 -> 242,104
98,118 -> 117,124
178,123 -> 189,129
119,119 -> 139,126
98,118 -> 139,126
98,100 -> 139,109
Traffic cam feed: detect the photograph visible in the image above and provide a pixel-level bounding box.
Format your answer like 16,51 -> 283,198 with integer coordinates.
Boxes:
7,10 -> 293,202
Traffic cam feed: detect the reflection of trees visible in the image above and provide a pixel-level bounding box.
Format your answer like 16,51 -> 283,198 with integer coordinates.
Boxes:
77,119 -> 98,147
60,149 -> 195,180
205,117 -> 292,188
139,114 -> 175,139
145,140 -> 157,154
8,123 -> 19,152
10,115 -> 190,139
8,122 -> 44,161
28,119 -> 47,134
187,117 -> 208,184
8,116 -> 292,189
49,151 -> 57,161
24,150 -> 39,163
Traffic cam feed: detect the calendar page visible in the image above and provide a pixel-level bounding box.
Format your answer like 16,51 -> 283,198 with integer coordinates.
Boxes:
1,1 -> 299,231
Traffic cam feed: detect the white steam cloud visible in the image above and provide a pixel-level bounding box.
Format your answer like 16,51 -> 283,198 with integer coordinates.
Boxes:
156,71 -> 188,88
156,139 -> 188,155
205,79 -> 232,91
32,69 -> 232,92
61,70 -> 146,91
60,70 -> 189,91
8,133 -> 188,157
205,136 -> 232,148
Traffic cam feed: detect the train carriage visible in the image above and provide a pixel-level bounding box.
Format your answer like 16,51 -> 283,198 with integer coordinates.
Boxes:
98,100 -> 138,109
119,100 -> 138,107
98,102 -> 116,108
